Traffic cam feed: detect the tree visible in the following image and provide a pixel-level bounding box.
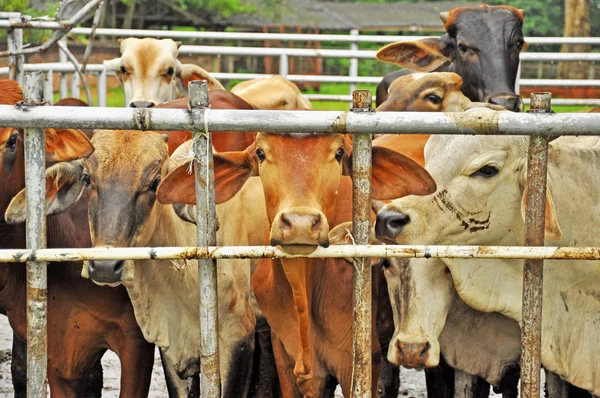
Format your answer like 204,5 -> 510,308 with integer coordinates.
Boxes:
559,0 -> 591,79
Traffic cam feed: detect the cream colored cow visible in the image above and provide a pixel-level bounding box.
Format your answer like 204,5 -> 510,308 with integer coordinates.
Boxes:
231,75 -> 312,110
375,119 -> 600,394
104,38 -> 224,107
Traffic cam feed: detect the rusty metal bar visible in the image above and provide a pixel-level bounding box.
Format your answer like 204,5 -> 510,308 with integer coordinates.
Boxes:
351,90 -> 373,397
22,71 -> 48,397
7,16 -> 23,83
520,92 -> 551,398
3,244 -> 600,263
189,80 -> 221,397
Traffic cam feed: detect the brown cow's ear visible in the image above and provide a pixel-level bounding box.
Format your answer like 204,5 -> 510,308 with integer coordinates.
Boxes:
177,64 -> 225,90
370,146 -> 437,200
213,148 -> 258,204
44,128 -> 94,162
157,161 -> 196,205
376,38 -> 451,72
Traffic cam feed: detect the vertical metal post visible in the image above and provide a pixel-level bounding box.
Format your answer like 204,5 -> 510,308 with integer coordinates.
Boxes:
189,80 -> 220,397
98,70 -> 107,107
349,29 -> 359,104
7,15 -> 24,83
22,71 -> 48,398
44,70 -> 54,105
59,36 -> 68,99
279,54 -> 289,78
71,72 -> 80,99
515,60 -> 522,95
520,92 -> 551,398
351,89 -> 373,398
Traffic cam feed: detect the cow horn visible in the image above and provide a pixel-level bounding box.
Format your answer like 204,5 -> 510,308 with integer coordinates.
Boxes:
440,12 -> 449,23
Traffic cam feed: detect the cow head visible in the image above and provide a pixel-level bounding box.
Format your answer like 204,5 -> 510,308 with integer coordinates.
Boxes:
376,5 -> 526,112
104,38 -> 224,108
6,131 -> 169,285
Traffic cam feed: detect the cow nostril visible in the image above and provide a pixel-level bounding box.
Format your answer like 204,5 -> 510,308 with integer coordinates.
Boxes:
113,260 -> 124,274
281,214 -> 292,229
311,215 -> 322,230
420,341 -> 431,358
389,213 -> 410,229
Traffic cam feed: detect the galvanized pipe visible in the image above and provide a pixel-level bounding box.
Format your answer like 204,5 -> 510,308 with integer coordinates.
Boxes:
351,90 -> 373,397
7,17 -> 23,83
520,92 -> 551,398
1,244 -> 600,263
22,71 -> 48,398
3,106 -> 600,136
189,80 -> 221,397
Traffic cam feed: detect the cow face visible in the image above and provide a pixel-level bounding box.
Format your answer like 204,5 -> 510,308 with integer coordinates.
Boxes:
376,5 -> 526,112
157,132 -> 437,251
104,38 -> 225,108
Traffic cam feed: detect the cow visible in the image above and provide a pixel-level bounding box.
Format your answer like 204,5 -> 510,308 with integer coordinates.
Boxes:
374,117 -> 600,395
157,131 -> 436,396
375,4 -> 527,111
0,80 -> 155,397
6,129 -> 264,397
231,76 -> 313,110
104,37 -> 224,108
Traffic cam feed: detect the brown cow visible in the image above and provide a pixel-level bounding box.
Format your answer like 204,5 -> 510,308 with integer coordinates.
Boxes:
0,80 -> 154,397
231,76 -> 313,110
158,132 -> 436,396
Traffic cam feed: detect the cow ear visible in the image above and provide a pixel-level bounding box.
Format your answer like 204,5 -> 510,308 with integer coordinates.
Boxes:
5,160 -> 86,224
157,161 -> 196,205
371,146 -> 436,200
103,58 -> 122,72
522,41 -> 530,52
44,128 -> 94,162
376,38 -> 452,72
176,64 -> 225,91
213,147 -> 259,204
520,179 -> 563,241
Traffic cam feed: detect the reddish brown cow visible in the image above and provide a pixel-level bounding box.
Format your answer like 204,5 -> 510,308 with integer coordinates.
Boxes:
0,80 -> 154,397
155,89 -> 257,155
158,132 -> 436,396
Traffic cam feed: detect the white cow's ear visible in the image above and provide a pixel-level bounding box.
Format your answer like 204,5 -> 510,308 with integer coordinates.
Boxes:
103,58 -> 122,71
520,172 -> 563,241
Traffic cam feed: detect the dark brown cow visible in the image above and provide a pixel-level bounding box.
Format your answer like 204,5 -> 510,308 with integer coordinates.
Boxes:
375,4 -> 526,111
0,80 -> 154,397
158,132 -> 436,396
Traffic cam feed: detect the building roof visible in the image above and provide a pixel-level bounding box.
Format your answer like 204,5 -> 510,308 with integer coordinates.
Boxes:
221,0 -> 477,31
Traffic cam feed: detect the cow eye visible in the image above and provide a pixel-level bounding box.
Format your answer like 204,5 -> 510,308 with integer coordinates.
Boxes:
426,94 -> 442,105
457,43 -> 468,53
120,66 -> 128,74
149,177 -> 161,192
471,165 -> 499,178
516,39 -> 525,50
256,148 -> 266,163
81,172 -> 91,187
166,67 -> 175,76
6,134 -> 18,151
335,147 -> 345,162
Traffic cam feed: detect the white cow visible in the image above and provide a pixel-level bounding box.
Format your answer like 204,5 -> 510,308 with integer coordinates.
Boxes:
375,121 -> 600,394
104,38 -> 224,107
231,75 -> 312,110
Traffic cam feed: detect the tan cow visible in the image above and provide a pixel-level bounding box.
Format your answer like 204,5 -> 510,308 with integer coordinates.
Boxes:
231,75 -> 312,110
375,118 -> 600,394
6,130 -> 262,397
104,38 -> 224,107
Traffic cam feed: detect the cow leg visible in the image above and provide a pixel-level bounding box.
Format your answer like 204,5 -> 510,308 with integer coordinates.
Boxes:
546,370 -> 569,398
249,315 -> 281,398
425,356 -> 454,398
81,355 -> 104,398
271,333 -> 303,398
10,333 -> 26,398
454,370 -> 490,398
114,340 -> 154,398
494,364 -> 520,398
159,348 -> 199,398
376,270 -> 400,398
47,366 -> 82,397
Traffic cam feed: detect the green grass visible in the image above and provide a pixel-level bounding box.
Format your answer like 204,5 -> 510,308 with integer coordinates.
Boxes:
61,83 -> 596,113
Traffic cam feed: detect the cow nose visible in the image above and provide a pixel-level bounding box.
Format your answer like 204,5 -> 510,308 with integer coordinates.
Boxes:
488,94 -> 523,112
130,101 -> 155,108
375,209 -> 410,241
271,208 -> 330,247
396,340 -> 431,368
87,260 -> 124,283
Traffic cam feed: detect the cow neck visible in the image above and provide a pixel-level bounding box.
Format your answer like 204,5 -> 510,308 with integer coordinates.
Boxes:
123,199 -> 200,376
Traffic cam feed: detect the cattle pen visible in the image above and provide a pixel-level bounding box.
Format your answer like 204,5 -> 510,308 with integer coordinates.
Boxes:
1,69 -> 600,398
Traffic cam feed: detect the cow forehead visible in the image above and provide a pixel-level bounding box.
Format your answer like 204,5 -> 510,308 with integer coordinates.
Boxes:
121,39 -> 177,69
450,8 -> 523,42
257,133 -> 345,156
89,130 -> 168,179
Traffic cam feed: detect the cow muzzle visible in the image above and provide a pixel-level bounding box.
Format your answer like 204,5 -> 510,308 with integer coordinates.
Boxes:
82,258 -> 135,286
129,101 -> 155,108
270,207 -> 330,251
488,94 -> 523,112
375,208 -> 411,243
388,336 -> 439,369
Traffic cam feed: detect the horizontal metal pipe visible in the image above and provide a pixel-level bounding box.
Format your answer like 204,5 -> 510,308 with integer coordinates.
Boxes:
304,95 -> 600,106
1,106 -> 600,136
1,245 -> 600,262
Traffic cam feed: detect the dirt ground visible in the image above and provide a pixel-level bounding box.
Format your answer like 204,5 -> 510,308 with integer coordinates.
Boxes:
0,314 -> 508,397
